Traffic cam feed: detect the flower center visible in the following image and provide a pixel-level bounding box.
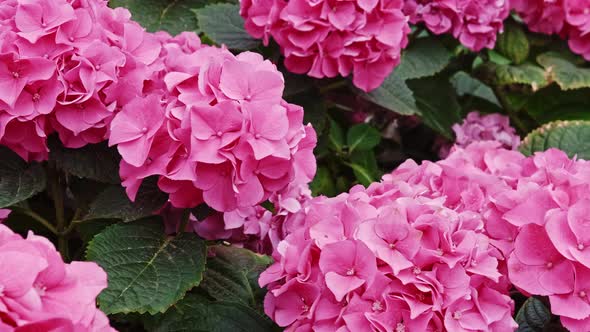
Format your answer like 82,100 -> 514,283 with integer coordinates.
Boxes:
216,131 -> 223,137
372,300 -> 383,312
395,323 -> 406,332
346,268 -> 355,276
32,93 -> 40,102
412,266 -> 422,275
34,283 -> 47,296
255,133 -> 261,139
453,311 -> 462,320
141,127 -> 148,133
578,243 -> 585,250
546,262 -> 553,269
12,71 -> 19,79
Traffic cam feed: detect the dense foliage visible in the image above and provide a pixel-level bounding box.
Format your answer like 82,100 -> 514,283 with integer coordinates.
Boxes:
1,0 -> 590,331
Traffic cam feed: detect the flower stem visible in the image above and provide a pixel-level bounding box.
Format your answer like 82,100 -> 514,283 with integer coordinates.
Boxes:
49,164 -> 68,260
8,206 -> 57,235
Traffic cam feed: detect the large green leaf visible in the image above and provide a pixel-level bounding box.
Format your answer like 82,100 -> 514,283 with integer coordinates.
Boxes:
395,37 -> 453,80
86,220 -> 207,315
367,75 -> 418,115
310,166 -> 336,197
194,3 -> 260,50
367,37 -> 452,115
515,297 -> 551,332
496,21 -> 529,64
451,71 -> 500,107
109,0 -> 227,35
49,139 -> 121,184
149,293 -> 279,332
86,177 -> 167,222
495,63 -> 548,89
537,52 -> 590,90
348,150 -> 380,186
0,146 -> 46,208
409,76 -> 462,139
200,245 -> 272,310
346,124 -> 381,153
524,85 -> 590,124
520,120 -> 590,159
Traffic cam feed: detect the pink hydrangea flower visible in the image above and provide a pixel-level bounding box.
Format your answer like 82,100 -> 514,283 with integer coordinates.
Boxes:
260,144 -> 519,330
239,0 -> 411,92
0,0 -> 161,161
0,209 -> 9,222
512,0 -> 590,60
109,41 -> 317,219
404,0 -> 510,51
440,111 -> 520,158
0,224 -> 114,331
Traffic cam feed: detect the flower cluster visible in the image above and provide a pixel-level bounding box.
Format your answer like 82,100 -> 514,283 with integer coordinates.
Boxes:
0,224 -> 113,331
439,111 -> 520,157
512,0 -> 590,60
0,0 -> 162,161
404,0 -> 510,51
239,0 -> 411,92
261,142 -> 519,331
0,209 -> 9,222
109,36 -> 317,214
497,148 -> 590,332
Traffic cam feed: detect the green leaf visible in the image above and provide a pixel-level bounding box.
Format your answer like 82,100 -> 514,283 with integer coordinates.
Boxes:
346,124 -> 381,152
150,293 -> 279,332
451,71 -> 500,106
49,139 -> 121,184
86,177 -> 167,222
515,297 -> 551,332
524,85 -> 590,124
200,245 -> 272,309
488,50 -> 513,65
495,63 -> 548,89
367,37 -> 452,115
0,146 -> 46,209
395,37 -> 453,80
409,76 -> 462,139
86,220 -> 207,315
367,75 -> 418,115
537,52 -> 590,90
109,0 -> 226,35
328,119 -> 345,151
520,120 -> 590,159
496,21 -> 530,64
194,4 -> 260,50
349,150 -> 380,186
310,167 -> 335,197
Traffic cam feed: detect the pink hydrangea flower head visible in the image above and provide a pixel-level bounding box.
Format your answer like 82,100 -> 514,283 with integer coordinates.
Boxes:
260,145 -> 520,330
0,225 -> 114,331
110,42 -> 317,224
440,111 -> 520,158
0,0 -> 163,160
239,0 -> 411,91
405,0 -> 510,51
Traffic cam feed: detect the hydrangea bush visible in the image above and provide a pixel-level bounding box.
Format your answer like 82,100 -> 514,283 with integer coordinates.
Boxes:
0,0 -> 590,331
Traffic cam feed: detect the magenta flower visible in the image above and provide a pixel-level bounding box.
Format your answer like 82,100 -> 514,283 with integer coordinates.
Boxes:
240,0 -> 411,91
0,54 -> 54,108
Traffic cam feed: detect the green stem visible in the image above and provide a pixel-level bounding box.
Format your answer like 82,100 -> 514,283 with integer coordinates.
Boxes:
8,206 -> 57,235
49,165 -> 68,260
493,86 -> 528,134
178,209 -> 191,234
319,80 -> 348,94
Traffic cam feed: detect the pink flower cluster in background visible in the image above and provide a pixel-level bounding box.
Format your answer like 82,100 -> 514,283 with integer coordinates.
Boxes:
109,34 -> 317,214
404,0 -> 510,51
0,0 -> 162,161
439,111 -> 520,158
261,142 -> 519,331
0,224 -> 114,331
512,0 -> 590,60
239,0 -> 411,92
